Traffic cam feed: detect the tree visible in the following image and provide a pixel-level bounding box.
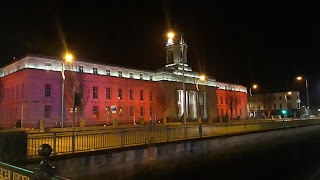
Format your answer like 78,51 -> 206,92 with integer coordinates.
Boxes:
64,66 -> 90,120
226,90 -> 240,118
156,89 -> 169,120
262,94 -> 273,118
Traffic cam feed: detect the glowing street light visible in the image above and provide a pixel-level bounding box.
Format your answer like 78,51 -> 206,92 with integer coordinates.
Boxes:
61,52 -> 74,128
296,76 -> 309,108
249,84 -> 258,96
167,32 -> 175,46
196,74 -> 206,124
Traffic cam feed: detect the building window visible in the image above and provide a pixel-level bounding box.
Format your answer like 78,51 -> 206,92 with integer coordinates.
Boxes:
221,108 -> 224,116
140,90 -> 144,100
287,103 -> 292,109
140,107 -> 144,116
45,63 -> 51,70
106,88 -> 111,99
44,105 -> 51,118
274,104 -> 276,109
220,97 -> 223,104
130,89 -> 133,100
225,97 -> 228,104
140,73 -> 143,80
150,91 -> 153,101
106,69 -> 111,76
130,73 -> 134,78
45,84 -> 51,97
297,103 -> 300,109
118,70 -> 122,77
297,95 -> 299,99
149,75 -> 153,81
79,65 -> 84,72
93,106 -> 99,117
279,96 -> 282,100
150,107 -> 153,117
93,67 -> 98,74
279,104 -> 282,109
130,107 -> 134,116
118,89 -> 123,99
287,96 -> 292,100
240,109 -> 242,116
93,86 -> 98,98
273,97 -> 276,100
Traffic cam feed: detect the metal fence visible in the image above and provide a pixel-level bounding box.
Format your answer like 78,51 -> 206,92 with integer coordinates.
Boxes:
27,120 -> 320,157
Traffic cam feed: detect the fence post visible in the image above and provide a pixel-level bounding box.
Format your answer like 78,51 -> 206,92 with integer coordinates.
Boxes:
32,144 -> 56,180
72,131 -> 75,153
121,128 -> 124,147
53,133 -> 56,156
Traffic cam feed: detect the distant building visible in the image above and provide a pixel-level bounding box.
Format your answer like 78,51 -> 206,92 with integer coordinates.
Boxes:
0,37 -> 248,128
248,91 -> 301,118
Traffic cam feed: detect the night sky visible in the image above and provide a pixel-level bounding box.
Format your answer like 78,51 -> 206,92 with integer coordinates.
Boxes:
1,1 -> 320,106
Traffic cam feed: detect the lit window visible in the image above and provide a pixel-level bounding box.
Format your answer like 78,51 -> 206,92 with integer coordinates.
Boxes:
118,89 -> 123,99
130,73 -> 134,78
140,73 -> 143,80
149,75 -> 153,81
118,71 -> 122,77
140,106 -> 144,116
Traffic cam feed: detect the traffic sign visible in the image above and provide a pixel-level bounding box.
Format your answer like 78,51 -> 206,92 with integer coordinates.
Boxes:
111,105 -> 117,113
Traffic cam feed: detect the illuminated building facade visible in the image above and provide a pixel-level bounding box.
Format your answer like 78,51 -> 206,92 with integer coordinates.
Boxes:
0,41 -> 248,128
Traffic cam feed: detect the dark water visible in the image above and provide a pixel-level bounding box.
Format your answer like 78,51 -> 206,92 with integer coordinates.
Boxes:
76,132 -> 320,180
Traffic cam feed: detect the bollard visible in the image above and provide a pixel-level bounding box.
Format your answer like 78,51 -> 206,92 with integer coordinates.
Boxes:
32,144 -> 57,180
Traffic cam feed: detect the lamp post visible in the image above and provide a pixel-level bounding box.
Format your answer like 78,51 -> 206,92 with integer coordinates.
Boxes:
297,76 -> 310,119
248,84 -> 258,119
181,37 -> 187,125
167,32 -> 187,124
196,74 -> 206,124
296,76 -> 309,109
61,52 -> 73,128
249,84 -> 258,96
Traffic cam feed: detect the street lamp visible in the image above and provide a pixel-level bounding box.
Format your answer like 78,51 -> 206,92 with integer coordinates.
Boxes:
249,84 -> 258,96
296,76 -> 309,108
62,52 -> 73,128
167,32 -> 187,125
297,76 -> 310,119
196,74 -> 206,124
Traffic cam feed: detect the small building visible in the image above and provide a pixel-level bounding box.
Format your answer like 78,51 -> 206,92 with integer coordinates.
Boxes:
248,91 -> 301,118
